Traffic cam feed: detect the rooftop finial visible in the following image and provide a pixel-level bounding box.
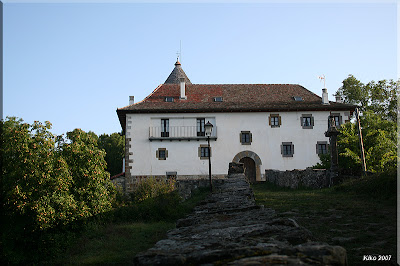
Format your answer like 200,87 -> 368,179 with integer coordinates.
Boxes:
176,40 -> 182,63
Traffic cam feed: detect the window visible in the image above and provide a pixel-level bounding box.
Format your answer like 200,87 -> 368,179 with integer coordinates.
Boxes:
329,113 -> 342,128
293,96 -> 303,101
198,145 -> 211,159
269,114 -> 281,127
213,97 -> 223,102
165,97 -> 174,102
197,118 -> 205,136
281,142 -> 294,157
316,141 -> 328,155
301,114 -> 314,129
240,131 -> 252,145
156,148 -> 168,160
161,119 -> 169,137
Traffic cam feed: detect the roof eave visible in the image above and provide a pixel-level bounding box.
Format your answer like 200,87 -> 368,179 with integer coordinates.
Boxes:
119,104 -> 356,114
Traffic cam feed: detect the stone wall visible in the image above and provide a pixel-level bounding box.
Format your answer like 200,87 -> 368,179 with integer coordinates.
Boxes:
265,168 -> 331,189
115,174 -> 226,199
228,162 -> 244,175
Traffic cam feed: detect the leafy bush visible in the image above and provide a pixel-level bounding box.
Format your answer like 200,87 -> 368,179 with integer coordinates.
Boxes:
131,177 -> 175,203
0,117 -> 116,263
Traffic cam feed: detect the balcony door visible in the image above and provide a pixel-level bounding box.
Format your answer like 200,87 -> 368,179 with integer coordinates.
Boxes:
161,119 -> 169,137
197,118 -> 205,137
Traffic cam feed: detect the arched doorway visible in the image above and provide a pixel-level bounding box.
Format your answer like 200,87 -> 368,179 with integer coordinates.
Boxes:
232,151 -> 262,182
239,157 -> 256,183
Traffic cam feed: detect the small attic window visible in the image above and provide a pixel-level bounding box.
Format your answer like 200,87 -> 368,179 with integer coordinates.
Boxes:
214,97 -> 223,102
293,96 -> 303,101
165,97 -> 174,102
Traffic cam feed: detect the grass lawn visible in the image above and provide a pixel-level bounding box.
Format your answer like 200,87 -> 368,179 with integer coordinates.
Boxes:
252,174 -> 397,265
57,221 -> 174,264
49,188 -> 210,264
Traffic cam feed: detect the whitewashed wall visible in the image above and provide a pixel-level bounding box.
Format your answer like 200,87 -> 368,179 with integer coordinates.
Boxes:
125,111 -> 350,180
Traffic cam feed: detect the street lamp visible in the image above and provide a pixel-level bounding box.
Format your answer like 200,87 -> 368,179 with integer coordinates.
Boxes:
205,121 -> 213,192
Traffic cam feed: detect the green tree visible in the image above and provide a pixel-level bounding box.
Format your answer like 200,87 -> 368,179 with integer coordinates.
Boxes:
1,118 -> 77,232
333,76 -> 398,174
61,129 -> 116,218
1,118 -> 116,231
336,74 -> 398,122
98,133 -> 125,177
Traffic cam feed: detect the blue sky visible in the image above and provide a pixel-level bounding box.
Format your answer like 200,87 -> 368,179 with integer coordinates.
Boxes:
3,1 -> 398,136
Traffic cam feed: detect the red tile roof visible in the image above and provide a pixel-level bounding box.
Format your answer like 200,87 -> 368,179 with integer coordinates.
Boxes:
117,83 -> 355,131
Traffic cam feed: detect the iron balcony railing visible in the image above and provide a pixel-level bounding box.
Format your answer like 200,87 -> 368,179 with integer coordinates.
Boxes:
149,126 -> 217,140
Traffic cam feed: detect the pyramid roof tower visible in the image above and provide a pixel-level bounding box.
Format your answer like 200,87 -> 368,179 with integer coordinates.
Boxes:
164,59 -> 192,84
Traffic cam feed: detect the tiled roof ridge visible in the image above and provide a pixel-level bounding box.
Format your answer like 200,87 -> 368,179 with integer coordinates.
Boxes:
138,84 -> 163,104
117,84 -> 163,110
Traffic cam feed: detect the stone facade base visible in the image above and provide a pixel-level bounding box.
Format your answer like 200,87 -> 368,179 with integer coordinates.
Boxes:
117,174 -> 227,198
265,168 -> 333,189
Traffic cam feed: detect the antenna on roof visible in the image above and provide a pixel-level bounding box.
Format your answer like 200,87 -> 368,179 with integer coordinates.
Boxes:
318,74 -> 326,88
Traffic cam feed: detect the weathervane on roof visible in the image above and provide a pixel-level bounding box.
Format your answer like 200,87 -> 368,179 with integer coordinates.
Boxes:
176,40 -> 182,62
318,74 -> 326,88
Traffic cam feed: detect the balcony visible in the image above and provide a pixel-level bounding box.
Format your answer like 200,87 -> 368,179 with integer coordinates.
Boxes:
149,126 -> 217,141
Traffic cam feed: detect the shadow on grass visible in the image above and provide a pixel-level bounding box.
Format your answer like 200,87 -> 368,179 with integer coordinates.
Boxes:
1,188 -> 210,264
251,173 -> 397,265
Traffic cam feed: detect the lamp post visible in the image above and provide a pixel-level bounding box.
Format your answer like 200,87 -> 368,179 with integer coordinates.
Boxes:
205,121 -> 213,192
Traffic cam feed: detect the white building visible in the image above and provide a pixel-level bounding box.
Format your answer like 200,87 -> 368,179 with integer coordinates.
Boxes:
117,60 -> 355,190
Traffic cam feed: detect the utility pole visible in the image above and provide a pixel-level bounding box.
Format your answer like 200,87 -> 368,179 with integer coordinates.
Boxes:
355,108 -> 367,176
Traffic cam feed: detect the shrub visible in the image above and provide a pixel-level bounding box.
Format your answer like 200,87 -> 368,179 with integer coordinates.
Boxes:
131,177 -> 175,203
0,117 -> 117,263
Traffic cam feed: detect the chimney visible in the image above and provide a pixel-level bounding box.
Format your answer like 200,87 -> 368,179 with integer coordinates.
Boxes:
129,96 -> 134,105
335,95 -> 342,103
180,78 -> 187,100
322,88 -> 329,105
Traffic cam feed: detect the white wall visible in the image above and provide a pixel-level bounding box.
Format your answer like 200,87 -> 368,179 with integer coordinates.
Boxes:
126,111 -> 350,178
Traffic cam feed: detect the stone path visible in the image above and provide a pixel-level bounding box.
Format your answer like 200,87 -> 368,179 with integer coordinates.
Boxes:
134,174 -> 347,265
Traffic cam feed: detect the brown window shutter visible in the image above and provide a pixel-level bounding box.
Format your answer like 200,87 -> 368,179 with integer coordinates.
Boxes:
280,144 -> 283,154
316,144 -> 319,154
156,150 -> 159,158
198,147 -> 201,157
292,143 -> 294,155
250,133 -> 253,142
311,117 -> 315,127
209,147 -> 212,157
268,116 -> 271,125
165,150 -> 168,158
279,116 -> 282,126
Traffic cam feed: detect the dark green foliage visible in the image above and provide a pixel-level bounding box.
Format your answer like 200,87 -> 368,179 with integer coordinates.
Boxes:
130,177 -> 176,203
98,133 -> 124,177
0,117 -> 116,264
315,75 -> 398,174
336,75 -> 398,122
61,129 -> 116,218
